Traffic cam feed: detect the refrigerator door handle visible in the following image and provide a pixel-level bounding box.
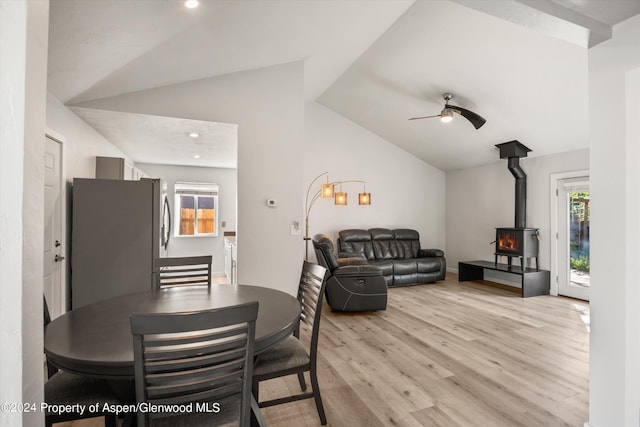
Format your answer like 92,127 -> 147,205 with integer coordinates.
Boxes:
162,196 -> 171,250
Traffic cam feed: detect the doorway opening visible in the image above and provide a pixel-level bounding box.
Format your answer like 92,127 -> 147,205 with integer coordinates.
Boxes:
44,135 -> 64,318
551,171 -> 590,301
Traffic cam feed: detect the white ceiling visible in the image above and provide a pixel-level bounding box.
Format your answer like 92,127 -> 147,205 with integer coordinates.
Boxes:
70,107 -> 238,168
47,0 -> 640,170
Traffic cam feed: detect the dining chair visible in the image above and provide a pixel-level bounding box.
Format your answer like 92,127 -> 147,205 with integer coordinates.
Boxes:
130,301 -> 264,427
252,261 -> 329,424
43,296 -> 120,427
154,255 -> 212,289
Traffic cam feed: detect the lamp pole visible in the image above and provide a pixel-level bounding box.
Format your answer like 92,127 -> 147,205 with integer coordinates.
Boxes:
304,172 -> 368,260
304,172 -> 328,261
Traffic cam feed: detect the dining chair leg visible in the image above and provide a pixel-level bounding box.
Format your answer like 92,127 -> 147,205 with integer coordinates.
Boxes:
105,414 -> 117,427
297,372 -> 307,391
310,368 -> 327,425
252,378 -> 260,401
251,395 -> 267,427
121,413 -> 135,427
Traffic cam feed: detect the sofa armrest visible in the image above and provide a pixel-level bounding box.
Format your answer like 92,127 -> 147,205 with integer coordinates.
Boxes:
338,251 -> 365,259
334,264 -> 383,277
419,248 -> 445,257
336,253 -> 367,267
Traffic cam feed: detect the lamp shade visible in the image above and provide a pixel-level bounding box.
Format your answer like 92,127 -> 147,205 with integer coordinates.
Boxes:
321,183 -> 334,198
334,192 -> 347,205
358,192 -> 371,205
440,108 -> 454,123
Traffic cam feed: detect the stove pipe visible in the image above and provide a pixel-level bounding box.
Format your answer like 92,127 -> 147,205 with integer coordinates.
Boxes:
495,141 -> 532,229
508,157 -> 526,228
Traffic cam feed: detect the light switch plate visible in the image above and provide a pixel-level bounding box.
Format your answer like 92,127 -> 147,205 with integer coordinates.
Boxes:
290,221 -> 301,235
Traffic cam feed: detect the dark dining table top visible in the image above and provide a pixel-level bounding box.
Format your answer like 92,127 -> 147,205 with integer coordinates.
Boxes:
45,284 -> 301,379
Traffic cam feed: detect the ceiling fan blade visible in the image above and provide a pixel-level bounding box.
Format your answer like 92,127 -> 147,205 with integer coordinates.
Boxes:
408,114 -> 441,121
449,105 -> 486,129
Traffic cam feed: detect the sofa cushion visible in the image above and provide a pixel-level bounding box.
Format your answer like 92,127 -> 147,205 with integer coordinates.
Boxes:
393,229 -> 421,259
416,257 -> 442,273
394,272 -> 418,286
367,259 -> 394,283
339,229 -> 375,260
370,228 -> 398,260
393,259 -> 417,276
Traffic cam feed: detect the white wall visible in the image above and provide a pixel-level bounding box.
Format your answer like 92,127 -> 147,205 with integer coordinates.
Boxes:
46,94 -> 132,181
304,102 -> 446,254
136,163 -> 237,275
587,14 -> 640,427
0,0 -> 48,425
446,148 -> 589,282
71,62 -> 305,295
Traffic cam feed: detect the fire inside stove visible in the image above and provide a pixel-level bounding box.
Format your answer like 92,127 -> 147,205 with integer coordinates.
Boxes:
498,230 -> 520,253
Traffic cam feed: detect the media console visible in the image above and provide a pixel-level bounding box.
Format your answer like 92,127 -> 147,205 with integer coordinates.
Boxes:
458,260 -> 550,298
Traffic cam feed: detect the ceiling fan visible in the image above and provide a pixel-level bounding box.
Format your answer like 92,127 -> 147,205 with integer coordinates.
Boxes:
409,93 -> 486,129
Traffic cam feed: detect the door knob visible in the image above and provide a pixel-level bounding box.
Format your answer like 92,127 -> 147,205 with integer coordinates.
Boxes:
54,254 -> 65,262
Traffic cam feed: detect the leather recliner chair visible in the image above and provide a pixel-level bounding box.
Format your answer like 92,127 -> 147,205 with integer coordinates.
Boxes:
312,234 -> 387,312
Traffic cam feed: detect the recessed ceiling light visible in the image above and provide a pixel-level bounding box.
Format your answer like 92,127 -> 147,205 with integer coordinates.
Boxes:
184,0 -> 199,9
194,154 -> 201,159
189,132 -> 199,138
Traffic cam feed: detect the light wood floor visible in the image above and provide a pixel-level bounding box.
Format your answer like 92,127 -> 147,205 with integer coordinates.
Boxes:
59,273 -> 589,426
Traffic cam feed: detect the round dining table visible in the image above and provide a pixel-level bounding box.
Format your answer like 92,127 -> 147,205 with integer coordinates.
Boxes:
45,284 -> 301,380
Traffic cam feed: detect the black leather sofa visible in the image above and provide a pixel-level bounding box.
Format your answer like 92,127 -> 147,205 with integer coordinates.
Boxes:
337,228 -> 446,287
313,234 -> 387,312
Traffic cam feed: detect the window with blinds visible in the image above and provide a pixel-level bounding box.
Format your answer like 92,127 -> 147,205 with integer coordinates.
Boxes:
174,182 -> 218,237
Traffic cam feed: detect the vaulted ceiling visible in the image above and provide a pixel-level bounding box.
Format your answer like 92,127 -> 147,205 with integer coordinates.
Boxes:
47,0 -> 640,170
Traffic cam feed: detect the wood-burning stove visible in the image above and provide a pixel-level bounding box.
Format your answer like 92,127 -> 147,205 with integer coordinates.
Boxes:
493,140 -> 540,270
495,227 -> 540,269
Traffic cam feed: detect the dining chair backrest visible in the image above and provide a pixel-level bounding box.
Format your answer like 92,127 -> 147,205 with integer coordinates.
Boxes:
130,301 -> 259,427
297,261 -> 327,358
154,255 -> 212,289
43,295 -> 58,378
43,295 -> 52,327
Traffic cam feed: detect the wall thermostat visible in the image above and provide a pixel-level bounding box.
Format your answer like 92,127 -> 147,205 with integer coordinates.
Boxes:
266,199 -> 277,207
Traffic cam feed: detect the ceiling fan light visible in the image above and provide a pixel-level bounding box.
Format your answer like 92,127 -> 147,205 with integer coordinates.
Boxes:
440,108 -> 454,123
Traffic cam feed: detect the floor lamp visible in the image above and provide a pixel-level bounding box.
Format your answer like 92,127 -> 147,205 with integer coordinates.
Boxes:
304,172 -> 371,260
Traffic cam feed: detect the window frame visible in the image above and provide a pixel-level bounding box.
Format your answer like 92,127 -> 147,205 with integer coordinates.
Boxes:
174,182 -> 219,238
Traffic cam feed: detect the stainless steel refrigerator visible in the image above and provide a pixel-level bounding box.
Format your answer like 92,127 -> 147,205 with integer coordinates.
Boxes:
71,178 -> 161,309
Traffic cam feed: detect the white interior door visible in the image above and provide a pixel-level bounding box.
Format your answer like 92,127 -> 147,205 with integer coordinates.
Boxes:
557,177 -> 590,301
44,136 -> 64,318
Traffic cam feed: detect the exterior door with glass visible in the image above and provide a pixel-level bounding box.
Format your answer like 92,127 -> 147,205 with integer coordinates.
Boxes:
557,177 -> 590,301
